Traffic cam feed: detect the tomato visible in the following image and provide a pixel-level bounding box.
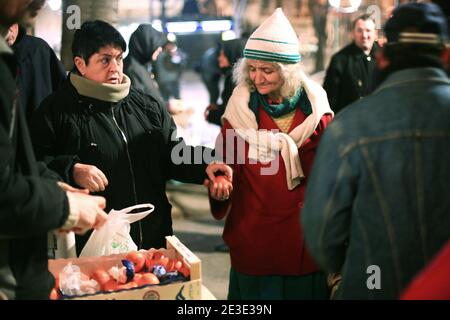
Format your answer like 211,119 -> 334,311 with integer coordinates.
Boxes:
125,251 -> 146,273
165,259 -> 182,271
152,251 -> 165,260
215,175 -> 231,184
153,255 -> 169,269
137,273 -> 160,286
175,260 -> 183,270
54,276 -> 60,290
92,269 -> 111,286
133,273 -> 142,283
117,282 -> 138,290
145,251 -> 155,270
178,266 -> 190,278
103,279 -> 118,292
49,288 -> 59,300
165,259 -> 175,272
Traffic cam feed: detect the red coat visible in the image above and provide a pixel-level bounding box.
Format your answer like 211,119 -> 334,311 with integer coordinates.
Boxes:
401,239 -> 450,300
210,106 -> 332,275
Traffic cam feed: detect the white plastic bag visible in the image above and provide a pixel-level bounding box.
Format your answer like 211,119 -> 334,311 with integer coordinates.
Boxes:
59,262 -> 99,296
79,203 -> 154,257
55,231 -> 77,258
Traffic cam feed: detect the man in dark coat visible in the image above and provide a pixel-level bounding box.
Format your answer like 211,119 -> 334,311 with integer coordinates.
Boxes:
303,3 -> 450,299
6,23 -> 66,123
30,20 -> 232,255
0,0 -> 107,300
323,14 -> 379,114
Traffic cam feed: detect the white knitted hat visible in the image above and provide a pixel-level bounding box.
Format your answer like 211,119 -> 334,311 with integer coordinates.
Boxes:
244,8 -> 301,64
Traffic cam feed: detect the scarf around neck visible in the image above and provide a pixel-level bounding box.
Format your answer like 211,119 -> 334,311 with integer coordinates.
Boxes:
250,88 -> 312,121
223,71 -> 334,190
70,73 -> 131,102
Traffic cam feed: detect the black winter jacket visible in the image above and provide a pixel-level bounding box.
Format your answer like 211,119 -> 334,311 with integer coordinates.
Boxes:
323,42 -> 378,114
0,39 -> 68,300
30,78 -> 209,253
12,25 -> 66,123
124,24 -> 166,109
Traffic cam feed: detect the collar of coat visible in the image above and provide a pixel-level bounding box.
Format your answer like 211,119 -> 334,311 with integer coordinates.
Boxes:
222,71 -> 334,190
70,73 -> 131,103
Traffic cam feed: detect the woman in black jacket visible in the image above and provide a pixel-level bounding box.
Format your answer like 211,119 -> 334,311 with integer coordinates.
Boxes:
124,24 -> 167,109
205,37 -> 247,126
30,20 -> 232,254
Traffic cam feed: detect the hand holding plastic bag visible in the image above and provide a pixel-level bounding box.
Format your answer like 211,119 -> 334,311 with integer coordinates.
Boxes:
80,203 -> 154,257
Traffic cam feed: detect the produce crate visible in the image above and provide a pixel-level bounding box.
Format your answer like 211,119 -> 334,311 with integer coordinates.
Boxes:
48,236 -> 201,300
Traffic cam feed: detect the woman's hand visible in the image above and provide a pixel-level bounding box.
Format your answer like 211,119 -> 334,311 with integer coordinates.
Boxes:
205,163 -> 233,201
73,163 -> 109,193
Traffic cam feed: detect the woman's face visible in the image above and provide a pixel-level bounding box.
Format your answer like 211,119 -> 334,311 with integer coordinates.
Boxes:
218,49 -> 230,69
247,59 -> 283,99
75,45 -> 124,85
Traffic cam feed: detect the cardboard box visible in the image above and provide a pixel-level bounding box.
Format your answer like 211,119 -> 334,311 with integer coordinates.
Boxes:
48,236 -> 202,300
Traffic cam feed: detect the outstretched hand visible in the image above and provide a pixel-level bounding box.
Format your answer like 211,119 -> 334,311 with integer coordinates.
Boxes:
205,163 -> 233,201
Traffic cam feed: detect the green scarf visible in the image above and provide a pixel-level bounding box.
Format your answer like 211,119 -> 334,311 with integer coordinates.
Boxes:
249,88 -> 312,119
70,73 -> 131,103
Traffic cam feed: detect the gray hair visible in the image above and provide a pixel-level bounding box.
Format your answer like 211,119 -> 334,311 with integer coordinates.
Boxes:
232,58 -> 304,98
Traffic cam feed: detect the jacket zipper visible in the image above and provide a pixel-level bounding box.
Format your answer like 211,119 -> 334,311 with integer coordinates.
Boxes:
110,108 -> 143,248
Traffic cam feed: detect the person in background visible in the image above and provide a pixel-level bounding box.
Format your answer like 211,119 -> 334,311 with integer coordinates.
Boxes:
198,44 -> 222,107
154,38 -> 187,103
30,20 -> 232,255
204,37 -> 247,127
124,24 -> 166,108
5,22 -> 66,123
302,2 -> 450,299
0,0 -> 107,300
323,14 -> 378,114
209,8 -> 334,299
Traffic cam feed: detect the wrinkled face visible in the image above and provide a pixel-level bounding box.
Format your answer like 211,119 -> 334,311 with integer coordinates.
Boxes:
0,0 -> 45,26
75,45 -> 124,85
218,49 -> 230,68
5,23 -> 19,46
247,59 -> 283,99
353,19 -> 376,52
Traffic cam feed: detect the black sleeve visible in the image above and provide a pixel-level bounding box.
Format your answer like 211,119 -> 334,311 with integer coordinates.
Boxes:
157,101 -> 211,184
29,96 -> 78,183
323,54 -> 343,113
0,88 -> 68,238
36,161 -> 63,181
48,49 -> 67,92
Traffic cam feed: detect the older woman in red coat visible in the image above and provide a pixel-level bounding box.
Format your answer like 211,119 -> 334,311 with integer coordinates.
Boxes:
208,8 -> 334,300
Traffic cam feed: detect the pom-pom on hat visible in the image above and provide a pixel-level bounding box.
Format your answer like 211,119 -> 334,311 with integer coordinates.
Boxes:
244,8 -> 301,64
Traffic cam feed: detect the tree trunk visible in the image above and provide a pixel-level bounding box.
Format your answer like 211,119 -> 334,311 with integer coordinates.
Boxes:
308,0 -> 329,73
61,0 -> 119,70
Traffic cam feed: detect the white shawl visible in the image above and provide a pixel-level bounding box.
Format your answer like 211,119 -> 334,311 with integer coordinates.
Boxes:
223,71 -> 333,190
